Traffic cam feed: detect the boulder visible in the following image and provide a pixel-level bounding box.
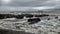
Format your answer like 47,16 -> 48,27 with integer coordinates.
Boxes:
0,29 -> 34,34
22,14 -> 33,18
55,16 -> 58,19
5,14 -> 15,18
0,14 -> 16,19
35,14 -> 49,17
35,15 -> 42,17
47,18 -> 50,20
15,15 -> 24,19
0,14 -> 5,19
0,17 -> 5,19
28,18 -> 41,24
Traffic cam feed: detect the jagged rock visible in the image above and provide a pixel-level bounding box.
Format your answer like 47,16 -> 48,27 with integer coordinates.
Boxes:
15,15 -> 24,19
28,18 -> 41,24
0,16 -> 5,19
0,29 -> 9,34
22,14 -> 33,18
59,19 -> 60,21
0,29 -> 34,34
5,14 -> 15,18
0,14 -> 25,19
0,14 -> 15,19
34,15 -> 41,17
29,22 -> 37,24
35,14 -> 49,17
58,32 -> 60,34
55,16 -> 58,19
47,18 -> 50,20
0,14 -> 5,19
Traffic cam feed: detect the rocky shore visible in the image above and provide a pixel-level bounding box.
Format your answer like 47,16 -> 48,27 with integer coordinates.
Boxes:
0,13 -> 60,34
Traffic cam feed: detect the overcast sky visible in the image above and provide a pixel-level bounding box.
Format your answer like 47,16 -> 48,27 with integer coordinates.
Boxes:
0,0 -> 60,11
0,0 -> 59,7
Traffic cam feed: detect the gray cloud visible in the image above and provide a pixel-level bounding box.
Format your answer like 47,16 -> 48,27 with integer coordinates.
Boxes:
0,0 -> 59,7
0,0 -> 60,11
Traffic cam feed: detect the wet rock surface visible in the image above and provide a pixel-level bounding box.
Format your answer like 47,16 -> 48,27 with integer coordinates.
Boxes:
0,13 -> 60,34
0,14 -> 24,19
0,29 -> 34,34
22,14 -> 34,18
35,14 -> 49,17
0,14 -> 15,19
28,18 -> 40,24
55,16 -> 58,19
15,15 -> 24,19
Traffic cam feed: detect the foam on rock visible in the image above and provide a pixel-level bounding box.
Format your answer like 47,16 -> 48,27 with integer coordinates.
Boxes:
0,13 -> 60,34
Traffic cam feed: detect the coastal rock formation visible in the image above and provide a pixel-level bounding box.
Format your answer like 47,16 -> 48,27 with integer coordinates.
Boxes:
0,14 -> 15,19
22,14 -> 33,18
15,15 -> 24,19
0,14 -> 24,19
55,16 -> 58,19
28,18 -> 41,24
35,14 -> 49,17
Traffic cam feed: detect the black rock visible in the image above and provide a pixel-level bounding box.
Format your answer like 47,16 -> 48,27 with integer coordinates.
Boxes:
0,14 -> 15,19
47,18 -> 50,20
15,15 -> 24,19
58,32 -> 60,34
34,15 -> 42,17
22,14 -> 33,18
55,16 -> 58,19
0,16 -> 5,19
5,14 -> 15,18
0,29 -> 9,34
0,14 -> 4,19
35,14 -> 49,17
58,19 -> 60,21
0,14 -> 5,19
0,29 -> 34,34
28,18 -> 41,24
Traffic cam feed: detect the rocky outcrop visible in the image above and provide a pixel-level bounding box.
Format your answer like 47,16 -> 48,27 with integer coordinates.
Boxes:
0,14 -> 49,19
28,18 -> 41,24
0,14 -> 15,19
15,15 -> 24,19
22,14 -> 33,18
47,18 -> 50,20
55,16 -> 58,19
35,14 -> 49,17
0,14 -> 24,19
0,29 -> 34,34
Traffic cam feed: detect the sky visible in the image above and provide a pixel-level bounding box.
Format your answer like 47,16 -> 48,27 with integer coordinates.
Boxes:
0,0 -> 60,11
